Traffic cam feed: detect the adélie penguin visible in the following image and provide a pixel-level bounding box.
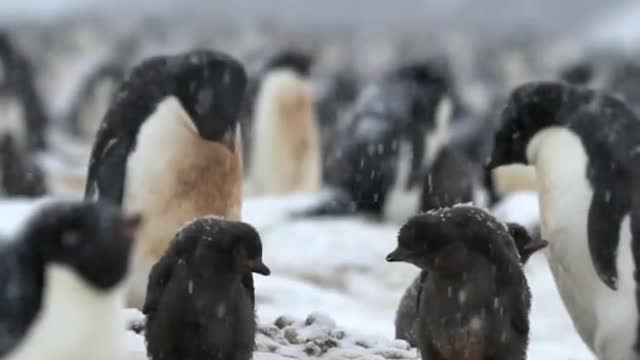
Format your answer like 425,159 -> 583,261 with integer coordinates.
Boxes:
387,206 -> 534,360
488,81 -> 640,359
393,219 -> 547,348
84,49 -> 248,309
143,217 -> 270,360
0,201 -> 141,360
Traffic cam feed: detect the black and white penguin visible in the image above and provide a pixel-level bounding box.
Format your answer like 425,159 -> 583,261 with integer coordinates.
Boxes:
393,220 -> 547,347
0,87 -> 46,197
84,49 -> 248,309
143,217 -> 270,360
240,49 -> 314,174
0,201 -> 141,360
300,60 -> 487,222
248,61 -> 321,195
0,31 -> 48,150
387,206 -> 533,360
66,61 -> 125,142
487,81 -> 640,359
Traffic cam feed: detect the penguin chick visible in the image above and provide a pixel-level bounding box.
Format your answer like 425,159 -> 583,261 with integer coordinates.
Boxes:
387,206 -> 531,360
143,217 -> 270,360
0,201 -> 141,360
249,69 -> 321,195
84,49 -> 248,309
394,220 -> 546,347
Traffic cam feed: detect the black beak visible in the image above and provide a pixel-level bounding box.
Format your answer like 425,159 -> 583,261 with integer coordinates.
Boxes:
386,247 -> 412,262
247,259 -> 271,276
524,238 -> 549,254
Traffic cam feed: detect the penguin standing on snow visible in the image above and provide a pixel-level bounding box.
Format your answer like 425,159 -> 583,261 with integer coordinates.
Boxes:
387,206 -> 533,360
249,58 -> 321,195
487,81 -> 640,359
0,201 -> 141,360
66,61 -> 125,142
394,221 -> 547,347
300,60 -> 486,222
0,31 -> 48,150
84,49 -> 248,309
0,86 -> 46,197
143,217 -> 270,360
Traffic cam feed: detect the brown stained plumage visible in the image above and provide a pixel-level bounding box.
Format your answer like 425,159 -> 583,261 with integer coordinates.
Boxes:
249,70 -> 321,196
123,98 -> 243,308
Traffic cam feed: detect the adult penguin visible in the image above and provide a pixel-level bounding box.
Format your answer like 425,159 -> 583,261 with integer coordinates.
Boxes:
488,81 -> 640,359
84,49 -> 248,309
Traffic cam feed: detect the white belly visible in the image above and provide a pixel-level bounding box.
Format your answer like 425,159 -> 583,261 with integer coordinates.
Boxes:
532,127 -> 639,359
6,265 -> 126,360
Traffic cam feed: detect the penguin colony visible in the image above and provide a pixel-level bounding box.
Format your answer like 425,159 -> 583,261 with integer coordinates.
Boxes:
2,18 -> 640,360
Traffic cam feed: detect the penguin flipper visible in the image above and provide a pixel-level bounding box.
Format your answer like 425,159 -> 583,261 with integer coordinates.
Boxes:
241,273 -> 256,307
415,270 -> 428,313
84,130 -> 131,204
588,187 -> 628,290
142,252 -> 177,315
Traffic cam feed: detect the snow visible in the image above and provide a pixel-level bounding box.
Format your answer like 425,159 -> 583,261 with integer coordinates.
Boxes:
0,191 -> 595,359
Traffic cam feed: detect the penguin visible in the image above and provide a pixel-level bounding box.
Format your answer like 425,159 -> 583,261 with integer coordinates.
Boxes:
0,201 -> 141,360
240,49 -> 314,175
248,68 -> 321,195
386,206 -> 532,360
0,87 -> 46,197
394,220 -> 547,347
487,81 -> 640,359
66,61 -> 125,142
0,31 -> 48,150
143,217 -> 270,360
84,49 -> 248,309
299,60 -> 486,222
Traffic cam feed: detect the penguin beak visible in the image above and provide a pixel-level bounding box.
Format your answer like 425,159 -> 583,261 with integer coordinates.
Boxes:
524,238 -> 549,253
247,259 -> 271,276
386,247 -> 412,262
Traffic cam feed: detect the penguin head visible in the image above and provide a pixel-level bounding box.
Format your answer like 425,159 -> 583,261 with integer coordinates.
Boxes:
21,201 -> 141,290
169,50 -> 248,142
259,49 -> 314,78
387,208 -> 481,273
487,81 -> 574,169
387,206 -> 521,272
178,217 -> 270,277
505,222 -> 548,263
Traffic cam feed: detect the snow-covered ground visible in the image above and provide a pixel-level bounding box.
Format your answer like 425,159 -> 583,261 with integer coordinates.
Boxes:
0,191 -> 595,359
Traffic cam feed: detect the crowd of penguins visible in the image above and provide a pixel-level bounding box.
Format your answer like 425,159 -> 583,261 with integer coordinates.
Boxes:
2,20 -> 640,360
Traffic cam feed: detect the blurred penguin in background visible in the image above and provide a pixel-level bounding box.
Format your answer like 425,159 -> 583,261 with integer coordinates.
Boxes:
248,49 -> 322,195
0,30 -> 48,151
66,61 -> 125,143
84,49 -> 248,309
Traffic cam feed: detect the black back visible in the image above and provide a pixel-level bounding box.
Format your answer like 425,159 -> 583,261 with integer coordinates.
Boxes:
84,49 -> 248,204
144,218 -> 267,360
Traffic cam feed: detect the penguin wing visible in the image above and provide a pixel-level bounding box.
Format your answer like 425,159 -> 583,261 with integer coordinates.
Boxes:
415,270 -> 429,312
241,274 -> 256,307
587,182 -> 629,290
84,126 -> 133,204
509,285 -> 531,337
142,252 -> 178,315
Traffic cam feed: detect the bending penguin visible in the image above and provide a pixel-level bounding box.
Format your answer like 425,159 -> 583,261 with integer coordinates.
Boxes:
300,60 -> 487,222
0,31 -> 48,150
0,201 -> 141,360
66,61 -> 125,142
488,81 -> 640,359
84,49 -> 248,309
248,60 -> 321,195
